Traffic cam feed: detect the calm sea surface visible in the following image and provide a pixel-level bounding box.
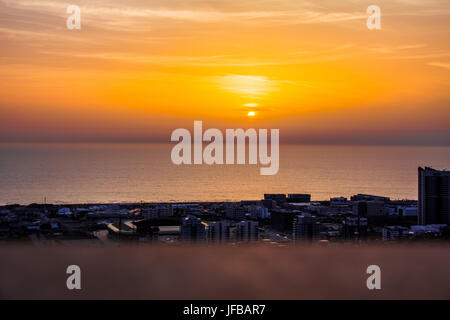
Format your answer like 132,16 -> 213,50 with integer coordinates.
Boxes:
0,143 -> 449,205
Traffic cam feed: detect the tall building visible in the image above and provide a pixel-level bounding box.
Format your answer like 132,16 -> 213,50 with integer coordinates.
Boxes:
292,213 -> 320,241
418,167 -> 450,225
207,221 -> 231,243
236,221 -> 258,242
180,216 -> 206,243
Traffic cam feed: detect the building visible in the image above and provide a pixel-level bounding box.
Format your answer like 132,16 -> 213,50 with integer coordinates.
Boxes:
262,199 -> 276,209
264,194 -> 287,204
330,197 -> 348,205
225,205 -> 246,220
342,216 -> 368,240
57,208 -> 72,216
142,208 -> 159,220
241,200 -> 262,206
418,167 -> 450,225
410,224 -> 447,237
351,194 -> 390,203
292,213 -> 320,241
158,206 -> 174,217
287,194 -> 311,203
352,201 -> 386,217
236,221 -> 258,242
392,206 -> 418,217
270,209 -> 298,233
207,221 -> 231,243
249,206 -> 269,219
142,206 -> 173,220
382,226 -> 409,241
180,216 -> 206,243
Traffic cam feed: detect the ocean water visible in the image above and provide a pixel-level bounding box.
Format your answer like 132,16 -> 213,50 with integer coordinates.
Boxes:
0,143 -> 449,205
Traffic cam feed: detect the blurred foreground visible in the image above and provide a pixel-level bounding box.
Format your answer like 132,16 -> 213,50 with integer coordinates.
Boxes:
0,244 -> 449,299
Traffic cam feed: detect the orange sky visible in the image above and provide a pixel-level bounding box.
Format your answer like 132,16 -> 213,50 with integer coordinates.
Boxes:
0,0 -> 449,144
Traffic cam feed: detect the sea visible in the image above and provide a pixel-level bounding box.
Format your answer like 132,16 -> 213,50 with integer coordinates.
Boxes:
0,143 -> 449,205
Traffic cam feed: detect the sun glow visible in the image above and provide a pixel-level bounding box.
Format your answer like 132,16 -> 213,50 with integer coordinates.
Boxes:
217,75 -> 276,98
247,111 -> 256,117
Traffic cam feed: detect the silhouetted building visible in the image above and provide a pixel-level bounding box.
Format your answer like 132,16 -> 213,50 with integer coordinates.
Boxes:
249,206 -> 269,219
207,221 -> 231,243
236,221 -> 258,242
396,206 -> 418,217
330,197 -> 348,205
180,216 -> 206,243
225,205 -> 246,220
382,226 -> 409,241
287,194 -> 311,203
270,210 -> 297,233
418,167 -> 450,225
142,206 -> 173,220
352,201 -> 386,217
264,194 -> 286,204
241,200 -> 262,206
262,199 -> 276,209
293,213 -> 320,241
342,216 -> 368,240
351,194 -> 390,203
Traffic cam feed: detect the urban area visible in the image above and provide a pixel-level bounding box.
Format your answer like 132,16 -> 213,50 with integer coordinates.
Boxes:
1,167 -> 449,246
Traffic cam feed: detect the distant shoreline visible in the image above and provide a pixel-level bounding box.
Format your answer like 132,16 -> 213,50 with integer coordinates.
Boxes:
0,199 -> 419,207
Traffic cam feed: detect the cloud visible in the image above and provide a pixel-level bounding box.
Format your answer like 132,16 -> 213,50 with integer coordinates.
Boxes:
428,62 -> 450,70
1,0 -> 449,38
0,0 -> 376,29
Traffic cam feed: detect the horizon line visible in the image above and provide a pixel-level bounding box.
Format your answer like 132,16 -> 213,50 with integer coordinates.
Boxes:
1,140 -> 450,147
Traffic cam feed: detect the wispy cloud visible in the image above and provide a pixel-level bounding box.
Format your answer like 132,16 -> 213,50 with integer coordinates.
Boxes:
428,62 -> 450,70
0,0 -> 377,29
1,0 -> 449,37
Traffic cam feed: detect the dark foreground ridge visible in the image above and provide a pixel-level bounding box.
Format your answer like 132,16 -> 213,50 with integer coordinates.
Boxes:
1,244 -> 450,299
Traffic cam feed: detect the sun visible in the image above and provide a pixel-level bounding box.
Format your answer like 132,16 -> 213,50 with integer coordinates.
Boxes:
247,111 -> 256,117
